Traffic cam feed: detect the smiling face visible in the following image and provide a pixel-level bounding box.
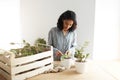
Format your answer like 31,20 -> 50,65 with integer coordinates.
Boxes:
63,19 -> 73,31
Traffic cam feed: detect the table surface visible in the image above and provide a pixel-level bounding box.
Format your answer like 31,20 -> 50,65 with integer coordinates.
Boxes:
0,61 -> 119,80
25,61 -> 116,80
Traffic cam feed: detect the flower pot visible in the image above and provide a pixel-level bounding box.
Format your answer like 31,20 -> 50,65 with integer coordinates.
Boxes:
75,61 -> 87,73
61,58 -> 72,69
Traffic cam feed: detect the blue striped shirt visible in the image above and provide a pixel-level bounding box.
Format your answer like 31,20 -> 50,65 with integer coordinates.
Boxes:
48,27 -> 77,60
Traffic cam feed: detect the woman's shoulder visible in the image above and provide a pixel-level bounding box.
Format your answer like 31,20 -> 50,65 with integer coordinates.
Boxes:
51,27 -> 57,30
69,30 -> 76,34
50,27 -> 59,32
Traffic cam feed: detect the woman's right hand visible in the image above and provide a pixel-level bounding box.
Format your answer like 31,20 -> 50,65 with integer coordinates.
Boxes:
55,50 -> 63,56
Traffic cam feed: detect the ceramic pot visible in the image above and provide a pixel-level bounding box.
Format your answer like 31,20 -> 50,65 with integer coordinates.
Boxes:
75,61 -> 87,73
61,58 -> 72,69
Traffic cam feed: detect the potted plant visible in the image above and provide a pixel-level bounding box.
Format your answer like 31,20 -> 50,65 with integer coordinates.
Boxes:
74,41 -> 90,73
60,52 -> 72,69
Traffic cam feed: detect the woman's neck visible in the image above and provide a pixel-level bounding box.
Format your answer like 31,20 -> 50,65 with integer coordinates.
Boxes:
62,30 -> 68,36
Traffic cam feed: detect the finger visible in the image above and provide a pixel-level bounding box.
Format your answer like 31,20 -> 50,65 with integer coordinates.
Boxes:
56,51 -> 61,56
55,52 -> 59,56
58,50 -> 63,55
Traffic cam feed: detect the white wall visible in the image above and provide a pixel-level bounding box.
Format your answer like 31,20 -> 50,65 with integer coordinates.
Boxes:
0,0 -> 119,60
93,0 -> 120,60
20,0 -> 95,58
0,0 -> 21,50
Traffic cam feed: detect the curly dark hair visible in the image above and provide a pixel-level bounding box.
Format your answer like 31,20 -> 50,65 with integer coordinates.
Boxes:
57,10 -> 77,32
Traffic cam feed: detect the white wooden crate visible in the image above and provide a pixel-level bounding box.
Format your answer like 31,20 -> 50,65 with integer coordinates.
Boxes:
0,46 -> 53,80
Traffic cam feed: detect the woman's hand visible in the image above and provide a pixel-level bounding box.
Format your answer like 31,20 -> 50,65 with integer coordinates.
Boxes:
55,50 -> 63,56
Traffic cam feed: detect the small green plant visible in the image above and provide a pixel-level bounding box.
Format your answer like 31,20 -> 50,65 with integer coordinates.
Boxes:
34,38 -> 46,45
61,51 -> 71,60
34,38 -> 49,52
61,54 -> 71,60
74,41 -> 90,62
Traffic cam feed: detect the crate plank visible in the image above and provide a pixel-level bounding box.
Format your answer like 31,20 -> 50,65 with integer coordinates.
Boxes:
0,55 -> 10,65
14,50 -> 52,66
11,57 -> 53,74
0,62 -> 11,74
13,65 -> 53,80
0,69 -> 11,80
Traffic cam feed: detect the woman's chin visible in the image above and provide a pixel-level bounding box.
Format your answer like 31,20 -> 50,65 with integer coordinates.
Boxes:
63,29 -> 69,31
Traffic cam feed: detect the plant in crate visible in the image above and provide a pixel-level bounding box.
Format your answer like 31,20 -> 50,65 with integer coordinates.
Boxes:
10,38 -> 50,58
34,38 -> 50,52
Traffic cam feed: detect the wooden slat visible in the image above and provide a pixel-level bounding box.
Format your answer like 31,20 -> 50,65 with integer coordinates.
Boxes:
14,50 -> 52,66
0,55 -> 10,65
0,62 -> 11,74
11,57 -> 53,74
13,64 -> 53,80
0,68 -> 11,80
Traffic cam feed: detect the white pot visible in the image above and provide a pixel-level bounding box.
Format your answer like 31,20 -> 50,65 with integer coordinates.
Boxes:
75,61 -> 87,73
61,58 -> 72,69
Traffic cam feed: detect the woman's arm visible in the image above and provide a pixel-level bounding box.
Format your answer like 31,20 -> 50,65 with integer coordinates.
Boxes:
48,28 -> 63,56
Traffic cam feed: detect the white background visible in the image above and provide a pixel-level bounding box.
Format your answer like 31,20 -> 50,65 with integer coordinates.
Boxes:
0,0 -> 119,60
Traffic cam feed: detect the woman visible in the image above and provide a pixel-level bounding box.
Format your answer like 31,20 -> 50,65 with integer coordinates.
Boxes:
48,10 -> 77,61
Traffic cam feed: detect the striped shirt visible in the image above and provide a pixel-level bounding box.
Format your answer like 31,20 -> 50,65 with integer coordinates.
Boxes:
48,27 -> 77,60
